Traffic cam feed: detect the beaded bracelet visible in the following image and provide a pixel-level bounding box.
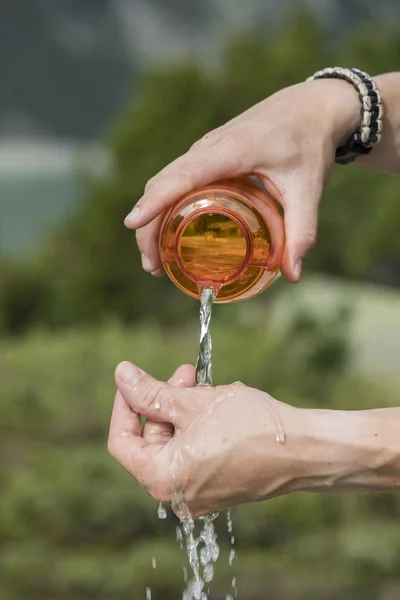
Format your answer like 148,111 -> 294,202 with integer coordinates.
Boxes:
306,67 -> 384,165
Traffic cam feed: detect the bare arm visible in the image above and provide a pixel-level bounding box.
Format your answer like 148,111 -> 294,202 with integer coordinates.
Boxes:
333,72 -> 400,175
295,406 -> 400,495
109,362 -> 400,516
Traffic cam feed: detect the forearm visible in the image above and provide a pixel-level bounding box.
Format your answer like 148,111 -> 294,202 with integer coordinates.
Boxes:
357,73 -> 400,174
298,407 -> 400,494
329,72 -> 400,175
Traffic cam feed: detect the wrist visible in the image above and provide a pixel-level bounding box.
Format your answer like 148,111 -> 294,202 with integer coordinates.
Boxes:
253,404 -> 346,500
291,407 -> 400,494
307,78 -> 361,150
257,404 -> 378,499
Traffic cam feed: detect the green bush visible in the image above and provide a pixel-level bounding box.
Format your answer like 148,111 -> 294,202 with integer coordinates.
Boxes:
0,12 -> 399,334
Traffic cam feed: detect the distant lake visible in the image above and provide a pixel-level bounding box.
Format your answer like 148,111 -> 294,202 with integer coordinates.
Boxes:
0,173 -> 82,255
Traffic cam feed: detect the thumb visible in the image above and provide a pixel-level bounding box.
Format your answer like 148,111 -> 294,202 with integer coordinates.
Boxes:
280,186 -> 320,282
115,361 -> 195,426
142,364 -> 196,445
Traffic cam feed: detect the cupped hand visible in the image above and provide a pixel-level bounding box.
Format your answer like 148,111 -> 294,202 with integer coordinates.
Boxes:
108,361 -> 310,518
124,79 -> 359,282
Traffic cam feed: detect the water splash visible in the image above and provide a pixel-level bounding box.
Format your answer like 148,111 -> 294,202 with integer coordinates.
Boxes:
227,510 -> 237,597
157,502 -> 167,520
227,509 -> 235,545
176,526 -> 184,548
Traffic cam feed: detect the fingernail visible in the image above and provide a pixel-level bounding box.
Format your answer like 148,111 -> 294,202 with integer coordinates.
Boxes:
117,362 -> 143,386
294,259 -> 303,280
124,206 -> 141,225
141,254 -> 152,271
150,267 -> 165,278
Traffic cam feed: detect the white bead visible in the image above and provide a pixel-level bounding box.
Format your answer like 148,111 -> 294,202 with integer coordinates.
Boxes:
363,96 -> 372,110
362,111 -> 371,126
361,126 -> 371,144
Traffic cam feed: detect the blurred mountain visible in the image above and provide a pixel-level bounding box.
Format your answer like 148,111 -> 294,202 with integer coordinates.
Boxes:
1,0 -> 399,139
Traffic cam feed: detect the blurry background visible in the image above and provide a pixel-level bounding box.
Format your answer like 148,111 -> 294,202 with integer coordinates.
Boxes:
1,1 -> 400,599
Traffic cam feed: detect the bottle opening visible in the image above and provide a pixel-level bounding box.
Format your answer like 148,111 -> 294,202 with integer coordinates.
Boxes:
176,210 -> 251,285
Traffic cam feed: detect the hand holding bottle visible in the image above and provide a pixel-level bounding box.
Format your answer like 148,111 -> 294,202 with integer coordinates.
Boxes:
124,79 -> 361,282
124,72 -> 400,283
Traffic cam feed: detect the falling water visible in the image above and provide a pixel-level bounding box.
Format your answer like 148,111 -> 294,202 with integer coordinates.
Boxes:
195,287 -> 215,386
155,285 -> 285,599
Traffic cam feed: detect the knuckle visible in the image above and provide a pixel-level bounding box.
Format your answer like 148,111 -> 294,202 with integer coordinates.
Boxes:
190,128 -> 221,151
172,165 -> 195,188
149,479 -> 171,503
107,435 -> 119,460
213,133 -> 245,171
135,226 -> 151,250
135,227 -> 145,244
144,176 -> 158,193
189,138 -> 204,152
302,229 -> 318,250
140,377 -> 164,412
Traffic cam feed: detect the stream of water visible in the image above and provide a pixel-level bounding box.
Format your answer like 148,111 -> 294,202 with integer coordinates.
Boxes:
154,286 -> 283,599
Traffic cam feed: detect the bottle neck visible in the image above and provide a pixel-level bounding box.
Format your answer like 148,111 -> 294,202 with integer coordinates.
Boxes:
175,207 -> 253,286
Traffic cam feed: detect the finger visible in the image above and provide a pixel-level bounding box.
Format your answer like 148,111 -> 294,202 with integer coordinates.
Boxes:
136,213 -> 166,275
250,174 -> 286,270
115,362 -> 197,426
124,137 -> 250,230
109,390 -> 142,439
107,390 -> 147,476
279,184 -> 320,283
142,364 -> 196,445
168,363 -> 196,388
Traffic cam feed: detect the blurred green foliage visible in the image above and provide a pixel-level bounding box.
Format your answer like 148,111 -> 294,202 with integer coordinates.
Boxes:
1,11 -> 400,335
1,316 -> 399,600
1,10 -> 400,600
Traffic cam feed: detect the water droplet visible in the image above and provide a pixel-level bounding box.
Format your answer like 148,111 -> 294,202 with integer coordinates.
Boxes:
154,399 -> 161,410
211,542 -> 220,563
225,595 -> 234,600
229,549 -> 236,566
146,587 -> 152,600
276,429 -> 285,444
203,563 -> 214,582
183,566 -> 188,583
176,526 -> 183,546
151,557 -> 156,569
199,547 -> 210,567
227,511 -> 233,533
157,502 -> 167,519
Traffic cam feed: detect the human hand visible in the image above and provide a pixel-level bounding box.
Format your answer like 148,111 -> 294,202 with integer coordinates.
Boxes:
108,361 -> 314,518
125,79 -> 360,282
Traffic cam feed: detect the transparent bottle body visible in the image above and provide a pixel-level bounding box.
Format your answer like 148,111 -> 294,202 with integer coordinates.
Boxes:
159,178 -> 285,303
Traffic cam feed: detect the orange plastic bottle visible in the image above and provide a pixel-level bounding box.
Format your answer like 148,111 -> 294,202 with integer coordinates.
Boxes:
159,178 -> 285,303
